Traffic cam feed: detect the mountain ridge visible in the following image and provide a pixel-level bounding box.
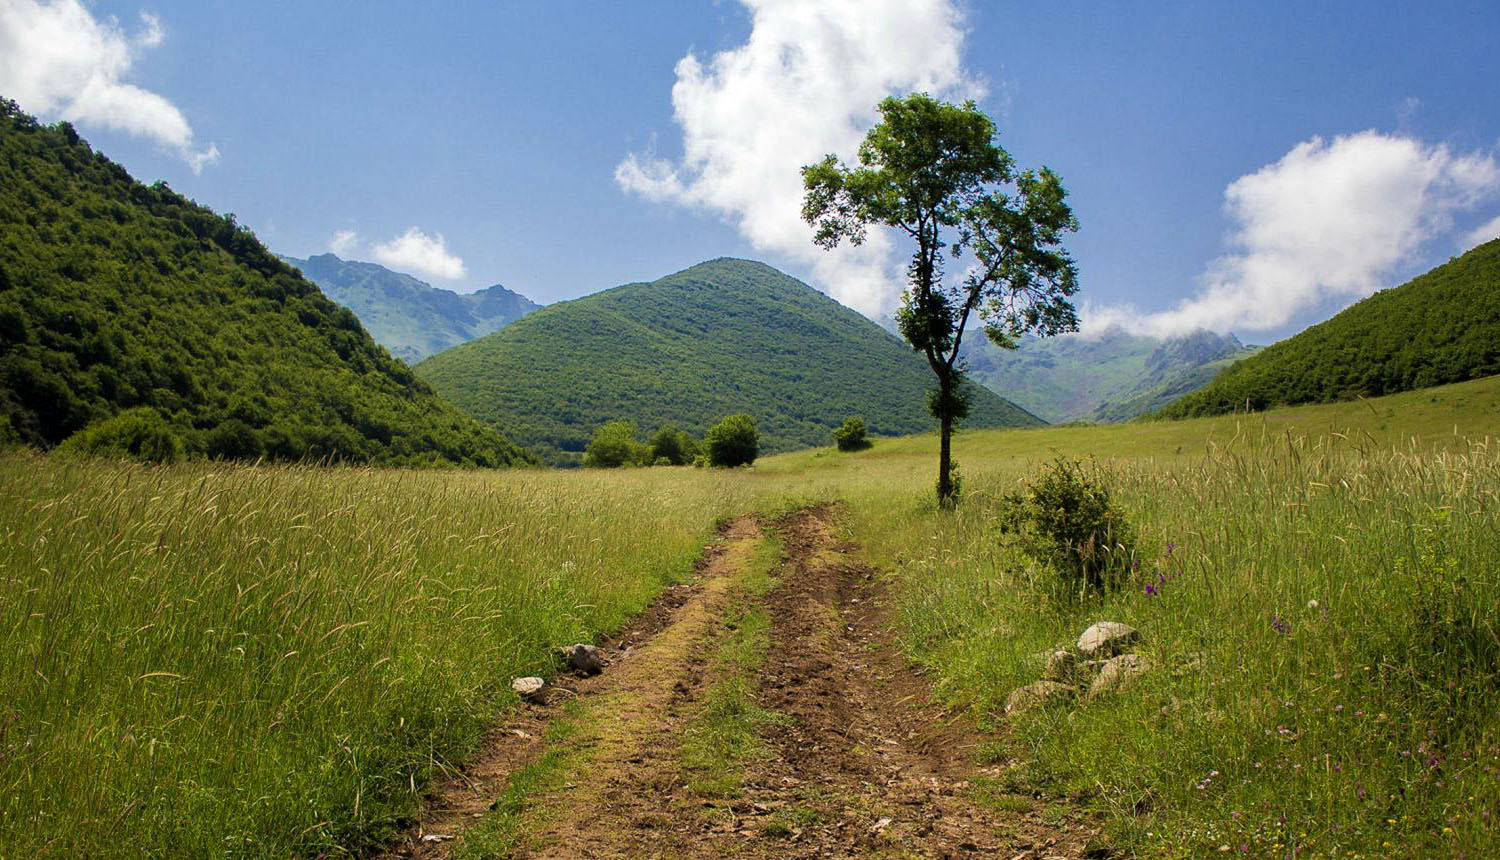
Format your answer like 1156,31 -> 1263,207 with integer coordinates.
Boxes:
281,253 -> 541,363
961,326 -> 1257,423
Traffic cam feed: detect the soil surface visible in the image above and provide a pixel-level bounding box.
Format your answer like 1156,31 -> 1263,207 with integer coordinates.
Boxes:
383,507 -> 1096,858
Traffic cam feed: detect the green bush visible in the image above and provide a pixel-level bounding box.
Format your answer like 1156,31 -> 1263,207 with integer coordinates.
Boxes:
204,419 -> 264,460
705,414 -> 758,467
648,425 -> 692,465
55,408 -> 186,463
1000,459 -> 1134,594
583,420 -> 647,468
833,416 -> 872,451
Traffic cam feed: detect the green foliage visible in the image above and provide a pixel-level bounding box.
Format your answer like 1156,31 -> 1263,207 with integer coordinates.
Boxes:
415,258 -> 1039,467
706,413 -> 758,467
1158,239 -> 1500,418
54,406 -> 185,463
282,253 -> 541,364
0,99 -> 528,467
647,424 -> 689,465
833,415 -> 871,451
803,93 -> 1078,505
583,420 -> 647,468
999,459 -> 1134,594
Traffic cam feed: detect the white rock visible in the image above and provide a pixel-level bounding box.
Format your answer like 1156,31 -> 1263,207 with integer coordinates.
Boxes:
511,676 -> 546,702
1077,621 -> 1139,657
1086,653 -> 1152,700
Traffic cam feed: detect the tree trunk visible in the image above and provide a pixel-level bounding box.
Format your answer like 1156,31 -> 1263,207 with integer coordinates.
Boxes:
936,371 -> 956,508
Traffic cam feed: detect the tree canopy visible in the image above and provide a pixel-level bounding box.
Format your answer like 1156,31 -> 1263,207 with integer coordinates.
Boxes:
803,93 -> 1079,505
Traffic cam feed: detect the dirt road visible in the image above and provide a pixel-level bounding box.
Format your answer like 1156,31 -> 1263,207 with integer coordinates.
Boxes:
384,506 -> 1096,858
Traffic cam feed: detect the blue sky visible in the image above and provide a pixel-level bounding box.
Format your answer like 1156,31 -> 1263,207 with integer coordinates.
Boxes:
4,0 -> 1499,343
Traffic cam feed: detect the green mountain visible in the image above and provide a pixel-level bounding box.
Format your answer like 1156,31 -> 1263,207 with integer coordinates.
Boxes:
281,253 -> 541,363
961,328 -> 1257,423
1158,239 -> 1500,419
0,98 -> 529,467
416,258 -> 1042,465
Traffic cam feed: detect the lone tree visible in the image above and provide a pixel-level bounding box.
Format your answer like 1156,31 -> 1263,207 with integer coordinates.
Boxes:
802,93 -> 1079,507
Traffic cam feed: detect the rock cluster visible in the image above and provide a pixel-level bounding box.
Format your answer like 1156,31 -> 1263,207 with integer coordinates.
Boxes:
1004,621 -> 1152,716
511,642 -> 608,707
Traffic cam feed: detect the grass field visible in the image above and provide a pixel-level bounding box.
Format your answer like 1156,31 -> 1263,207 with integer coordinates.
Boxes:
2,375 -> 1497,856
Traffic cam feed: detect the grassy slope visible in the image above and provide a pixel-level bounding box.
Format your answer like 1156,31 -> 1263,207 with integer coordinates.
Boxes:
282,253 -> 541,364
415,258 -> 1041,465
0,102 -> 527,466
1159,238 -> 1500,418
3,375 -> 1496,855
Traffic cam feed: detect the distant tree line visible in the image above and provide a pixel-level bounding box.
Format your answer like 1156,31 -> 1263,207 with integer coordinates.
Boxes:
584,414 -> 759,468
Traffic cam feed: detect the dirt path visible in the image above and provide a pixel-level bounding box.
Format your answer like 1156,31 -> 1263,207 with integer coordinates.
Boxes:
384,507 -> 1096,859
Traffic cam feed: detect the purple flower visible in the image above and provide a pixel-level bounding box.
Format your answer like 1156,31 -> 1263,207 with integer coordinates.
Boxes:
1271,614 -> 1291,636
1145,583 -> 1158,597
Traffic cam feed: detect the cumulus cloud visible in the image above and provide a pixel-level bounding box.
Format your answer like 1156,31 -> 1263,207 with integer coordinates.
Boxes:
1086,131 -> 1500,337
0,0 -> 218,171
371,228 -> 466,280
328,228 -> 360,257
616,0 -> 981,317
1462,213 -> 1500,250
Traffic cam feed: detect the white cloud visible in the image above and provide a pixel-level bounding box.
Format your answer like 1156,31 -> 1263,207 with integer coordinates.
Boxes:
0,0 -> 218,171
329,229 -> 360,257
1462,213 -> 1500,250
1085,131 -> 1500,337
371,228 -> 466,280
616,0 -> 981,317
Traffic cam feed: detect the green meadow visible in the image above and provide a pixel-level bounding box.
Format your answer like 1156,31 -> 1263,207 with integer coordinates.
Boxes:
3,375 -> 1497,856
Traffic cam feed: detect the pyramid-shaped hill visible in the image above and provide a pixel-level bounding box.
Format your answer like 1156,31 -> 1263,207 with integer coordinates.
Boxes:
0,99 -> 528,467
416,258 -> 1043,465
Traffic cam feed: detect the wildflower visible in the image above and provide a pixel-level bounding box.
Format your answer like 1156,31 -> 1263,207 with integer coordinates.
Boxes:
1144,583 -> 1158,597
1307,599 -> 1319,610
1271,614 -> 1290,635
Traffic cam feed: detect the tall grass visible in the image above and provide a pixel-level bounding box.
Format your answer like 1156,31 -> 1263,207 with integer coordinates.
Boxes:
3,375 -> 1497,855
792,386 -> 1500,855
0,459 -> 747,855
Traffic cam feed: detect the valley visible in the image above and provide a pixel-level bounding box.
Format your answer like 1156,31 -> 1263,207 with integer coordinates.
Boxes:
2,9 -> 1498,856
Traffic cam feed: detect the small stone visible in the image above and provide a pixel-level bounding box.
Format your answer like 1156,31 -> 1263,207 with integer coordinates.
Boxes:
511,676 -> 547,702
1042,649 -> 1079,683
560,643 -> 604,675
871,817 -> 893,833
1085,654 -> 1152,700
1004,680 -> 1075,716
1077,621 -> 1139,657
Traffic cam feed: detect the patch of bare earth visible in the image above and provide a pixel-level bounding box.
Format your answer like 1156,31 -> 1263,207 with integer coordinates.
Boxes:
381,516 -> 763,858
382,507 -> 1096,858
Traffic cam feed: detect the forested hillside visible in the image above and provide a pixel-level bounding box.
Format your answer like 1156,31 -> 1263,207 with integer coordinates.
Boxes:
0,99 -> 529,466
961,327 -> 1255,422
282,253 -> 541,363
417,258 -> 1041,465
1159,239 -> 1500,418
